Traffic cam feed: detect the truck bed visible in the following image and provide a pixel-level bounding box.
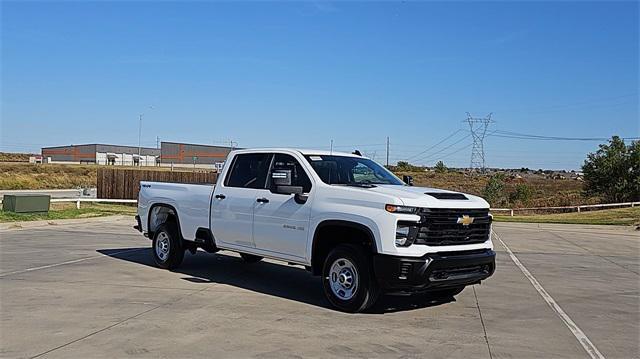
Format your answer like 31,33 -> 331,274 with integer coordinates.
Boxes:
138,181 -> 214,241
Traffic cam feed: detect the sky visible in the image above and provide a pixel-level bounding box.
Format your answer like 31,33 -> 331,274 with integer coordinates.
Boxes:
1,1 -> 638,170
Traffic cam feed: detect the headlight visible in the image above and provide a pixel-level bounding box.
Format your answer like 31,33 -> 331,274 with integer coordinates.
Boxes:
395,225 -> 413,247
385,204 -> 418,214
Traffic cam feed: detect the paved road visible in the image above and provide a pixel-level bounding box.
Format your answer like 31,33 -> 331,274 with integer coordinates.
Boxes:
0,188 -> 97,200
0,219 -> 638,358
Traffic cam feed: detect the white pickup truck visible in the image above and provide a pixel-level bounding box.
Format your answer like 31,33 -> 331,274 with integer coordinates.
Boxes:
136,148 -> 495,312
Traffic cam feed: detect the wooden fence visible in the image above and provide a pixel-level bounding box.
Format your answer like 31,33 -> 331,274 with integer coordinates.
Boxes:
97,168 -> 218,199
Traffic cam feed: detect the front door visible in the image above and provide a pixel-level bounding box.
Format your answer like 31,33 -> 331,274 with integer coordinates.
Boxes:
252,153 -> 313,260
211,153 -> 272,248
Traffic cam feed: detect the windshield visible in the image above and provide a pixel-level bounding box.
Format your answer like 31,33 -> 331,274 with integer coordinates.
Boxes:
304,155 -> 404,186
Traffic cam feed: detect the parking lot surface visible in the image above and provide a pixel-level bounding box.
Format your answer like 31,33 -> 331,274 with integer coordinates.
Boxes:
1,217 -> 638,358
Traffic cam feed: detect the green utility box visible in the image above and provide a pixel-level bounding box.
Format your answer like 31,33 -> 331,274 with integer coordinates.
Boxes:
2,194 -> 51,213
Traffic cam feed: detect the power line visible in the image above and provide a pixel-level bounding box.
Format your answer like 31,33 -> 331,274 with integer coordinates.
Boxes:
420,143 -> 473,165
490,130 -> 639,141
412,133 -> 472,164
404,129 -> 464,161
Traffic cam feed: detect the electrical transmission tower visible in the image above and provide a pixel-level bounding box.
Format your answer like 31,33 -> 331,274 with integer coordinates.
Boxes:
466,112 -> 493,172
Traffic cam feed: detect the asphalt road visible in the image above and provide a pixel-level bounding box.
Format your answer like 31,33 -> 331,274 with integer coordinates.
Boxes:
1,218 -> 638,358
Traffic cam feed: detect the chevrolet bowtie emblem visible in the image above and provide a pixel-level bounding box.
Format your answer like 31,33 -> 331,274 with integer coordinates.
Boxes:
457,215 -> 475,226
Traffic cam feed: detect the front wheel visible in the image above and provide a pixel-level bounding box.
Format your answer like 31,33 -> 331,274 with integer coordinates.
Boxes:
322,244 -> 379,313
152,222 -> 185,270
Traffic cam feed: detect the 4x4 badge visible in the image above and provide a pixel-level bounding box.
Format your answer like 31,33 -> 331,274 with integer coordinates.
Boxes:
457,215 -> 475,226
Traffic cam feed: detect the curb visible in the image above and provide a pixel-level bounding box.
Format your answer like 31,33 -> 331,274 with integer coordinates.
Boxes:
0,215 -> 133,232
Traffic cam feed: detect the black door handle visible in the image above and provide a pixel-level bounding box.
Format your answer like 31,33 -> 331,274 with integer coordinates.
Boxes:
256,197 -> 269,203
215,194 -> 226,200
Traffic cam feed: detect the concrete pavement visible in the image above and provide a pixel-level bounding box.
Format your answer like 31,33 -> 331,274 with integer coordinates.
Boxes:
0,218 -> 638,358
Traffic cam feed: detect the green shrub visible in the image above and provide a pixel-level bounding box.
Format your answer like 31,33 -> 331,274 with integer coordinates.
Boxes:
583,136 -> 640,202
482,174 -> 507,207
509,183 -> 533,207
434,161 -> 448,173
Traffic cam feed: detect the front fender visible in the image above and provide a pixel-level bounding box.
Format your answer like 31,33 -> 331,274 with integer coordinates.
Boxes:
308,212 -> 384,262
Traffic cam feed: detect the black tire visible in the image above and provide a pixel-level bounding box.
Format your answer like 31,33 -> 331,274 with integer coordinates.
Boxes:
322,244 -> 380,313
152,222 -> 185,270
240,253 -> 263,263
428,286 -> 465,299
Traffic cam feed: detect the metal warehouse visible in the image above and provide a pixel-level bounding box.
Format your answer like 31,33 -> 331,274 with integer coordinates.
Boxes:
42,144 -> 160,166
160,142 -> 233,170
41,142 -> 234,169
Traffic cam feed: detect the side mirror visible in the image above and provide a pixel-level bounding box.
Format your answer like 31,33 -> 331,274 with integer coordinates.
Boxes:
403,175 -> 414,186
276,185 -> 308,204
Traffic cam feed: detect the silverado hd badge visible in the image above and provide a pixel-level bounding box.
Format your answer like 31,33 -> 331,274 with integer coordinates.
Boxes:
457,215 -> 475,226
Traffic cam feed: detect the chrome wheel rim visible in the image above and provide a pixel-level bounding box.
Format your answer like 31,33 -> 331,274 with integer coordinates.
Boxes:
155,232 -> 170,261
329,258 -> 358,300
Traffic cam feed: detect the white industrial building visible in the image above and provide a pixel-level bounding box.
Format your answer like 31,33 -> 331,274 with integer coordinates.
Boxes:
42,144 -> 160,166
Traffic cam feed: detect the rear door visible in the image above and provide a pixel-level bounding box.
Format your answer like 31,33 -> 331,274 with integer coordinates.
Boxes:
211,153 -> 272,248
252,153 -> 313,260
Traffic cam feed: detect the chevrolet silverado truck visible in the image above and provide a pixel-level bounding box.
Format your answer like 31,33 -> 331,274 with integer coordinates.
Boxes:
135,148 -> 495,312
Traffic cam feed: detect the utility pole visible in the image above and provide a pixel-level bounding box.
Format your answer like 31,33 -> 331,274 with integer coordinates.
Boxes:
386,136 -> 390,167
465,112 -> 493,172
138,106 -> 154,166
156,136 -> 160,149
138,114 -> 143,165
330,140 -> 333,154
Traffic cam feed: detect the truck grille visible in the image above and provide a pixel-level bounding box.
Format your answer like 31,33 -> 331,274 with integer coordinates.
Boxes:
414,208 -> 491,246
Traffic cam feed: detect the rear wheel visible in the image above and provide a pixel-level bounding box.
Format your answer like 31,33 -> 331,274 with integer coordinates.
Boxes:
152,222 -> 184,269
322,244 -> 379,313
240,253 -> 263,263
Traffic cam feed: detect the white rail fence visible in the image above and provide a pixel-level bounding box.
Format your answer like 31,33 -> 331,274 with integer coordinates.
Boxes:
491,201 -> 638,217
0,197 -> 638,214
51,198 -> 138,209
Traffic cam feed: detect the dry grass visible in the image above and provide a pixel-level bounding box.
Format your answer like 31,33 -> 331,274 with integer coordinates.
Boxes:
0,152 -> 33,162
394,170 -> 596,208
0,163 -> 98,190
0,163 -> 193,190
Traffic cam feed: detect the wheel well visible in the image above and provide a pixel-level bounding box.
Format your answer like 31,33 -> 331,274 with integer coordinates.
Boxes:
310,221 -> 377,276
148,204 -> 180,238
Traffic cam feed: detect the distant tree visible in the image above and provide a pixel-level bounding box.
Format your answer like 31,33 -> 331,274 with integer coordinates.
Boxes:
482,173 -> 507,206
434,161 -> 448,173
395,161 -> 422,172
582,136 -> 640,202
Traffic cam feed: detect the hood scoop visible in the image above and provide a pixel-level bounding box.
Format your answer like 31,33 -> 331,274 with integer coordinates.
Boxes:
425,192 -> 468,200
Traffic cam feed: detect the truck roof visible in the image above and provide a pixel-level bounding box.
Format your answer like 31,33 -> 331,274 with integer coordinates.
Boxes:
231,148 -> 365,158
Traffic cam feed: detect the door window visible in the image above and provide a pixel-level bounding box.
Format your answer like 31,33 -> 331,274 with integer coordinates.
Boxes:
225,153 -> 272,189
269,154 -> 312,193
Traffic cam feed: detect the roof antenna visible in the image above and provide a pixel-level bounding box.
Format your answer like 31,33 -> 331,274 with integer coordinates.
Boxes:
352,150 -> 362,156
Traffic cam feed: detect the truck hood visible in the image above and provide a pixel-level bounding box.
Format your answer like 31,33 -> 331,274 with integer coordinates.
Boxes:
369,185 -> 489,209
